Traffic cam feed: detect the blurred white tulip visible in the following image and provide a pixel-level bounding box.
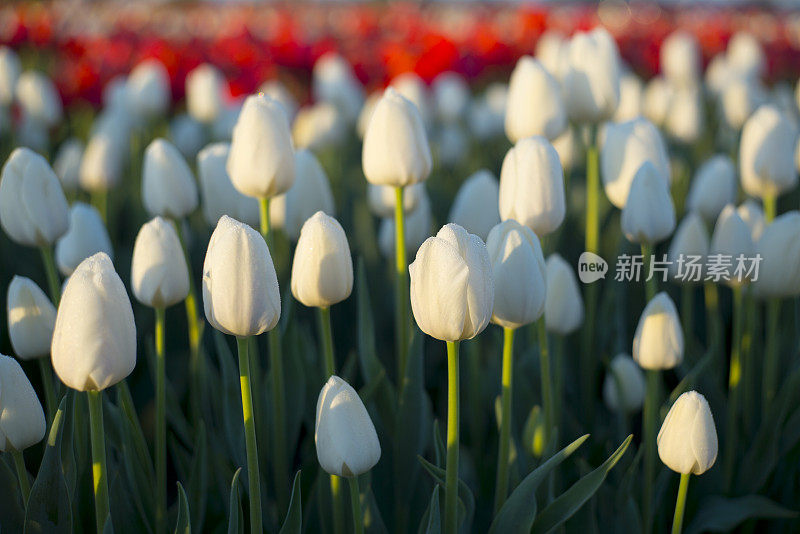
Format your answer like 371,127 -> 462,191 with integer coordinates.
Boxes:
603,354 -> 646,413
665,87 -> 704,144
727,32 -> 765,81
186,63 -> 225,123
142,138 -> 199,219
0,354 -> 46,451
740,105 -> 799,200
292,102 -> 344,152
544,253 -> 584,335
127,59 -> 171,121
686,155 -> 737,224
737,200 -> 766,242
753,211 -> 800,298
448,170 -> 500,241
613,72 -> 644,123
722,79 -> 766,130
505,57 -> 566,142
197,142 -> 260,227
621,162 -> 676,245
535,31 -> 569,81
259,80 -> 298,124
432,71 -> 470,124
169,114 -> 207,159
7,276 -> 57,360
562,27 -> 621,123
80,130 -> 127,192
658,391 -> 718,475
643,76 -> 674,127
709,205 -> 756,286
357,92 -> 380,140
633,292 -> 684,370
312,52 -> 364,124
131,217 -> 190,308
390,72 -> 431,127
667,213 -> 709,283
660,31 -> 701,88
434,123 -> 468,167
551,126 -> 582,172
15,71 -> 62,128
53,138 -> 84,192
0,46 -> 21,106
55,203 -> 113,276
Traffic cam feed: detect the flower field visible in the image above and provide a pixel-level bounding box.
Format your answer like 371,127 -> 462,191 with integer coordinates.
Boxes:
1,2 -> 800,534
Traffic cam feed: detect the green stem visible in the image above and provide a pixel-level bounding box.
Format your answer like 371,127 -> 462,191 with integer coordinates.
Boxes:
681,285 -> 693,351
39,245 -> 61,306
494,327 -> 515,513
91,189 -> 107,225
643,370 -> 660,534
259,197 -> 271,247
88,390 -> 110,534
174,222 -> 203,421
445,340 -> 460,534
641,243 -> 657,301
38,358 -> 57,423
581,134 -> 599,420
394,186 -> 409,386
762,299 -> 780,411
585,135 -> 600,255
704,282 -> 721,373
724,288 -> 743,491
742,291 -> 756,434
331,475 -> 344,534
155,307 -> 166,534
269,324 -> 289,512
11,449 -> 30,504
763,193 -> 776,223
538,317 -> 554,443
348,476 -> 364,534
318,307 -> 336,377
236,337 -> 263,534
671,473 -> 691,534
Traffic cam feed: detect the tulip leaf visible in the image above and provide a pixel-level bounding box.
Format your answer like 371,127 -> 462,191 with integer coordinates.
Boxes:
0,455 -> 25,532
419,485 -> 441,534
173,483 -> 191,534
530,435 -> 632,534
186,421 -> 208,532
685,495 -> 797,534
24,395 -> 72,534
214,331 -> 245,466
432,421 -> 446,468
278,471 -> 302,534
227,468 -> 243,534
283,325 -> 306,453
417,456 -> 474,532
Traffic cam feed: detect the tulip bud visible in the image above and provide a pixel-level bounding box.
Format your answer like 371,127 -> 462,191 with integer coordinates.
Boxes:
203,216 -> 281,337
686,155 -> 737,223
499,136 -> 565,236
390,73 -> 431,127
103,75 -> 129,111
0,147 -> 69,247
432,72 -> 470,124
0,47 -> 21,107
705,55 -> 734,97
737,200 -> 765,242
197,142 -> 260,228
504,57 -> 566,143
660,31 -> 701,88
613,72 -> 644,123
603,354 -> 646,413
357,92 -> 380,140
0,354 -> 46,451
291,212 -> 353,308
271,149 -> 336,240
141,138 -> 199,219
448,170 -> 501,241
621,163 -> 676,245
544,253 -> 584,335
259,80 -> 298,124
753,211 -> 800,298
312,52 -> 364,124
127,59 -> 171,121
169,114 -> 206,159
7,276 -> 56,360
378,191 -> 431,259
665,87 -> 704,144
186,63 -> 225,123
131,217 -> 190,308
740,105 -> 799,200
15,71 -> 62,128
551,127 -> 582,172
485,220 -> 546,329
633,292 -> 684,370
410,223 -> 494,341
562,28 -> 621,123
55,203 -> 113,276
53,138 -> 83,192
601,117 -> 671,208
80,128 -> 127,192
227,94 -> 295,199
727,32 -> 765,81
722,79 -> 766,130
51,252 -> 137,391
643,76 -> 674,127
292,103 -> 345,152
468,82 -> 507,141
315,375 -> 381,477
709,205 -> 756,286
668,213 -> 709,283
657,391 -> 718,475
363,88 -> 432,188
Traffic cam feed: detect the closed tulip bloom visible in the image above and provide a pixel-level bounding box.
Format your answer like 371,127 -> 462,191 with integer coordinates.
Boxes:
633,292 -> 684,370
621,163 -> 676,245
753,211 -> 800,298
722,79 -> 766,130
613,72 -> 644,123
740,105 -> 799,199
544,253 -> 584,335
142,138 -> 199,219
55,203 -> 113,276
315,375 -> 381,477
448,170 -> 501,241
468,82 -> 507,141
499,136 -> 565,236
7,276 -> 57,360
601,117 -> 671,208
131,217 -> 190,308
312,52 -> 364,123
535,31 -> 569,81
127,59 -> 171,120
363,88 -> 432,187
504,57 -> 566,143
51,252 -> 136,391
197,143 -> 259,227
80,131 -> 126,192
203,216 -> 281,337
660,31 -> 701,88
53,138 -> 83,192
186,63 -> 225,123
710,205 -> 756,286
486,220 -> 546,329
0,354 -> 46,451
357,92 -> 380,140
705,54 -> 735,96
227,93 -> 295,199
291,212 -> 353,308
603,354 -> 646,413
0,147 -> 69,247
432,72 -> 470,124
271,149 -> 336,240
562,28 -> 621,123
686,155 -> 737,223
378,191 -> 432,259
292,103 -> 345,152
259,80 -> 298,124
0,47 -> 21,106
668,213 -> 709,282
390,73 -> 432,127
737,200 -> 766,242
367,182 -> 422,218
727,32 -> 765,80
665,87 -> 704,144
410,223 -> 493,342
642,76 -> 674,127
658,391 -> 718,475
169,114 -> 206,159
15,71 -> 62,127
551,127 -> 582,172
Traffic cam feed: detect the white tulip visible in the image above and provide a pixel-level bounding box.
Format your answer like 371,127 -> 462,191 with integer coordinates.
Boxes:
362,88 -> 432,187
79,130 -> 126,192
660,31 -> 701,88
544,253 -> 584,335
613,72 -> 644,123
562,28 -> 621,123
601,117 -> 671,208
186,63 -> 225,123
0,354 -> 46,451
504,57 -> 566,142
378,190 -> 431,259
621,162 -> 676,245
212,101 -> 242,142
705,54 -> 735,96
740,105 -> 799,199
127,59 -> 171,121
432,72 -> 470,124
603,354 -> 646,413
658,391 -> 718,475
0,47 -> 21,106
169,114 -> 206,159
227,93 -> 295,199
499,136 -> 565,236
753,211 -> 800,298
315,375 -> 381,477
722,79 -> 766,130
390,72 -> 431,127
686,155 -> 737,223
357,92 -> 380,140
737,200 -> 766,242
709,205 -> 756,286
312,52 -> 364,123
292,103 -> 344,152
53,138 -> 84,192
468,82 -> 507,141
15,71 -> 62,127
51,252 -> 137,391
448,170 -> 500,241
633,292 -> 684,370
665,87 -> 704,144
55,203 -> 113,276
434,123 -> 468,167
551,126 -> 582,172
131,217 -> 190,308
259,80 -> 298,123
535,31 -> 569,81
409,223 -> 494,341
667,213 -> 709,283
103,75 -> 129,111
727,32 -> 765,81
142,138 -> 199,219
643,76 -> 674,127
197,142 -> 260,228
0,147 -> 69,247
203,216 -> 281,337
7,276 -> 56,360
367,182 -> 422,219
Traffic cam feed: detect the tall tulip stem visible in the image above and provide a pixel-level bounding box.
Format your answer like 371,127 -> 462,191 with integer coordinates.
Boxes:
11,448 -> 30,503
582,131 -> 600,418
641,243 -> 657,301
154,307 -> 167,534
87,390 -> 110,534
671,473 -> 691,534
538,317 -> 554,443
724,287 -> 743,490
236,337 -> 263,534
763,193 -> 776,223
39,245 -> 61,306
762,299 -> 780,411
643,369 -> 660,534
37,359 -> 57,423
318,306 -> 342,534
445,340 -> 460,534
494,326 -> 515,513
394,186 -> 409,385
348,476 -> 364,534
704,282 -> 721,371
681,285 -> 693,347
91,189 -> 108,225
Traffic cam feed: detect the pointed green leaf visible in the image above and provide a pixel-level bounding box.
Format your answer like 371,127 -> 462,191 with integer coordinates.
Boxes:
227,468 -> 243,534
173,483 -> 190,534
214,331 -> 245,466
0,456 -> 24,531
685,495 -> 797,534
420,485 -> 441,534
278,471 -> 302,534
418,456 -> 474,531
187,422 -> 208,532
